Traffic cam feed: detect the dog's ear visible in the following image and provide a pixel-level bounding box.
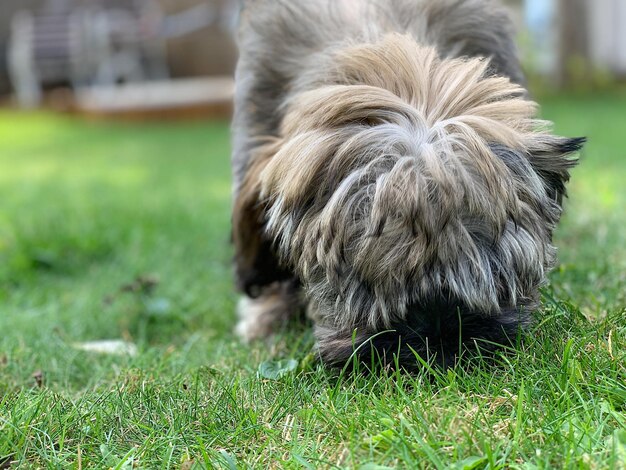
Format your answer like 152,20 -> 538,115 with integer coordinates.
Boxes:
232,141 -> 293,297
526,136 -> 585,205
491,137 -> 584,206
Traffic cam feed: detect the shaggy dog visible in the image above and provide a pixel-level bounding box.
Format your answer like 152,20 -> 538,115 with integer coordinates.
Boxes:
231,0 -> 584,369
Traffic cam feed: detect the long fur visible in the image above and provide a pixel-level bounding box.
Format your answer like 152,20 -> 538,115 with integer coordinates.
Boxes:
231,0 -> 583,368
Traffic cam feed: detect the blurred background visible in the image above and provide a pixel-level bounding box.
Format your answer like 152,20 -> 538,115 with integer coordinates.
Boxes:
0,0 -> 623,115
0,0 -> 238,117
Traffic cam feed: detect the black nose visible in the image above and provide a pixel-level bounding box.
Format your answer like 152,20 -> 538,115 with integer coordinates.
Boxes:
316,295 -> 530,372
393,296 -> 529,365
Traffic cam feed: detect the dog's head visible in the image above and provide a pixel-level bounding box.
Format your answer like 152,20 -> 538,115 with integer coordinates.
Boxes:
258,34 -> 583,331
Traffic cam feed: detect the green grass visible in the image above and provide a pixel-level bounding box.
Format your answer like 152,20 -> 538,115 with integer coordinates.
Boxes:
0,90 -> 625,469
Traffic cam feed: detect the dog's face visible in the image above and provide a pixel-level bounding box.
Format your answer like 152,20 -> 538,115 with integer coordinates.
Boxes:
258,35 -> 582,332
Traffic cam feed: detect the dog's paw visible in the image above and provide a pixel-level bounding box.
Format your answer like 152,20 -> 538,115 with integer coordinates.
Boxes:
235,296 -> 270,342
235,293 -> 292,342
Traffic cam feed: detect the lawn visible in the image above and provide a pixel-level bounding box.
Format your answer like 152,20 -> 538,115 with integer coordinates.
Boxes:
0,90 -> 625,469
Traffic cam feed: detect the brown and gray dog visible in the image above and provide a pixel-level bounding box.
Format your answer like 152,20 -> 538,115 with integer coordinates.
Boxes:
231,0 -> 584,369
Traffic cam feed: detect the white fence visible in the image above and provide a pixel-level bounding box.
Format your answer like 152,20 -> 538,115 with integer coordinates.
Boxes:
589,0 -> 626,74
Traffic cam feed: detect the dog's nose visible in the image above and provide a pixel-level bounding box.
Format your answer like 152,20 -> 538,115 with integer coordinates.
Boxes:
401,296 -> 526,359
315,296 -> 527,371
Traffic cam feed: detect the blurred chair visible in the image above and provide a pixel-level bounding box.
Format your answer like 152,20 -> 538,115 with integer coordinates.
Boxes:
7,0 -> 221,108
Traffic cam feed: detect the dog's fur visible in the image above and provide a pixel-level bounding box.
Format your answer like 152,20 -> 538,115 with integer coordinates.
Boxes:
231,0 -> 583,369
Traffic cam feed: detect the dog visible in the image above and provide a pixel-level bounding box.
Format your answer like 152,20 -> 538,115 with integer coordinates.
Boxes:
231,0 -> 584,369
